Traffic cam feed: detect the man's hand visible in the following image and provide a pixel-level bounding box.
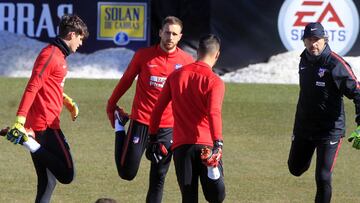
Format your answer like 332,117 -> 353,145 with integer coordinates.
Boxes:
6,116 -> 28,144
107,103 -> 128,128
146,134 -> 168,163
63,93 -> 79,121
114,107 -> 129,127
349,126 -> 360,149
106,103 -> 116,128
201,140 -> 223,167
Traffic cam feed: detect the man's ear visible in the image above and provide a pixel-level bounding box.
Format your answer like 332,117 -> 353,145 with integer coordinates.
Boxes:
64,32 -> 75,40
215,51 -> 220,60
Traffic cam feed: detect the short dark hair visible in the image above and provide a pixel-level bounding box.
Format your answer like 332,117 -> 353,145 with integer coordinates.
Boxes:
161,16 -> 183,30
95,198 -> 117,203
58,14 -> 89,39
198,34 -> 221,58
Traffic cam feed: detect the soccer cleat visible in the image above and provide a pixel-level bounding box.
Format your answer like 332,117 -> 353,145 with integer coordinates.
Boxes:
114,107 -> 129,126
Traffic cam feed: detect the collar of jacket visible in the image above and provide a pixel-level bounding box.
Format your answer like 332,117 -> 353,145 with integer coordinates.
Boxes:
51,37 -> 71,57
156,44 -> 179,58
300,44 -> 331,66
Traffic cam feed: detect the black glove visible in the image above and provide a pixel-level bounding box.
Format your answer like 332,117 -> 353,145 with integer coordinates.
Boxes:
146,134 -> 168,163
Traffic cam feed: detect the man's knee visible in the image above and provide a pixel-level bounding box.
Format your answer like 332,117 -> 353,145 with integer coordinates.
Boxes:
288,161 -> 308,177
54,168 -> 74,184
316,172 -> 331,186
204,190 -> 225,203
204,179 -> 226,203
117,167 -> 137,181
58,175 -> 74,184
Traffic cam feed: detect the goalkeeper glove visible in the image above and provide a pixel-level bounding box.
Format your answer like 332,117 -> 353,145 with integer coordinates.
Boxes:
63,93 -> 79,121
145,134 -> 168,163
348,126 -> 360,149
201,140 -> 223,167
6,116 -> 28,144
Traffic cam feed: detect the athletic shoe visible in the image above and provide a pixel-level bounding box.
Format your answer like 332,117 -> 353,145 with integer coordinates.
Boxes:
114,107 -> 129,126
0,127 -> 9,137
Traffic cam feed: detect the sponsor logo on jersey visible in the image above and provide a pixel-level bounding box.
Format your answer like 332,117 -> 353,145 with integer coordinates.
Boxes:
278,0 -> 359,55
316,81 -> 326,87
175,64 -> 183,69
147,63 -> 158,68
149,75 -> 166,88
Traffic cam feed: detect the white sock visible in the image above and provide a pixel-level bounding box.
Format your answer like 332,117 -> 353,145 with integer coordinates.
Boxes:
23,137 -> 41,153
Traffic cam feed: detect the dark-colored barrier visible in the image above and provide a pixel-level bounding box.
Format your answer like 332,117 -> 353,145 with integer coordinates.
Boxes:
1,0 -> 360,74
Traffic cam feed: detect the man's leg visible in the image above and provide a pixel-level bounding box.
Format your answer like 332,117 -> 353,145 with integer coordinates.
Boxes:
115,120 -> 148,180
199,146 -> 226,203
32,128 -> 74,183
288,135 -> 316,176
31,154 -> 57,203
315,138 -> 343,203
31,128 -> 74,203
173,145 -> 199,203
146,128 -> 173,203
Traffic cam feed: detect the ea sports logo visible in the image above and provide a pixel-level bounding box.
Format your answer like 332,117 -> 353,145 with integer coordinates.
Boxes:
278,0 -> 359,55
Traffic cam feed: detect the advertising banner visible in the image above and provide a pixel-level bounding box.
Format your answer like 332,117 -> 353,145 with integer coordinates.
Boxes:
278,0 -> 359,55
1,0 -> 360,73
0,0 -> 150,53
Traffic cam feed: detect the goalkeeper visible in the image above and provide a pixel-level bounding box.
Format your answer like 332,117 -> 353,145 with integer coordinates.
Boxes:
148,34 -> 225,203
288,22 -> 360,203
4,15 -> 88,203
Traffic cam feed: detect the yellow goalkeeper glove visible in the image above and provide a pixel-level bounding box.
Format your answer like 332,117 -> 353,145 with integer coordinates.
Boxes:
6,116 -> 28,144
63,93 -> 79,121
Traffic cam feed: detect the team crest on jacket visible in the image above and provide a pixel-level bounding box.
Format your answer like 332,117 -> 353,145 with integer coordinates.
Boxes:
318,68 -> 326,78
175,64 -> 183,69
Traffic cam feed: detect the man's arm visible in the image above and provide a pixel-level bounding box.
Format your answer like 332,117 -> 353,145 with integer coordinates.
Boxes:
149,79 -> 172,134
7,49 -> 53,144
332,57 -> 360,124
17,50 -> 54,118
208,78 -> 225,141
106,51 -> 142,128
146,80 -> 172,163
200,78 -> 225,168
332,56 -> 360,149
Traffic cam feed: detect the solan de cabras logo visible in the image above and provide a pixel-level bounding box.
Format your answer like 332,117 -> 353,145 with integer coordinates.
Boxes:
97,2 -> 147,46
278,0 -> 359,55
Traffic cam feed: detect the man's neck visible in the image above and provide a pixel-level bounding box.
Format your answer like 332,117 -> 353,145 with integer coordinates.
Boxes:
159,43 -> 176,53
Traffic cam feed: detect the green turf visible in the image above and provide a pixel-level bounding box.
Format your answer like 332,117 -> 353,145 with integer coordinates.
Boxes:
1,78 -> 360,203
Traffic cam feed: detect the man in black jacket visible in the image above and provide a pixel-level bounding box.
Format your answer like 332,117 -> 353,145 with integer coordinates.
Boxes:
288,22 -> 360,203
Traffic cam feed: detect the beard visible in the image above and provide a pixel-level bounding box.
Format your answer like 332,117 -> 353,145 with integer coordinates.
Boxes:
161,40 -> 176,51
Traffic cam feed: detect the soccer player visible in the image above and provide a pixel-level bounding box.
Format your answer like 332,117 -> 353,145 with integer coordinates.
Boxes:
288,22 -> 360,203
148,34 -> 226,203
5,14 -> 88,203
106,16 -> 194,203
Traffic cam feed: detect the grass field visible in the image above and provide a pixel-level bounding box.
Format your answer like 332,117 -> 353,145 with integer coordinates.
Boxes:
1,77 -> 360,203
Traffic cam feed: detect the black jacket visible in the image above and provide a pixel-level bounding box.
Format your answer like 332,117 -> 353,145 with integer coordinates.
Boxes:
293,44 -> 360,139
